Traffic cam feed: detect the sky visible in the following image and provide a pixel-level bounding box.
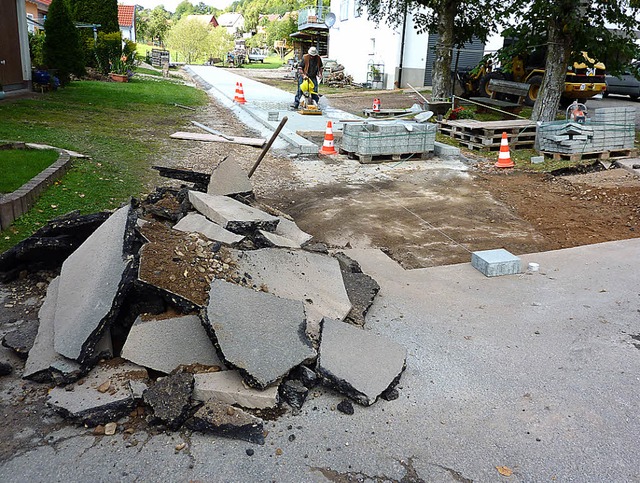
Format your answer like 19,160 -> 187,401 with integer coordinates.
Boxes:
119,0 -> 235,13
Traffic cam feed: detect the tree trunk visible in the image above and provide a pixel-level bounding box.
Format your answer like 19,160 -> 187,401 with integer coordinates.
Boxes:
531,13 -> 574,121
431,0 -> 457,100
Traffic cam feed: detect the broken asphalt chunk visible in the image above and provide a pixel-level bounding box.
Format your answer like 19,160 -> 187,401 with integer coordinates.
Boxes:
188,191 -> 279,235
121,314 -> 223,374
317,318 -> 407,406
203,279 -> 316,389
254,230 -> 301,249
173,213 -> 245,246
274,217 -> 313,246
187,400 -> 265,445
53,205 -> 136,364
2,319 -> 39,359
143,372 -> 194,429
47,360 -> 148,426
207,157 -> 253,197
279,379 -> 308,409
192,370 -> 279,409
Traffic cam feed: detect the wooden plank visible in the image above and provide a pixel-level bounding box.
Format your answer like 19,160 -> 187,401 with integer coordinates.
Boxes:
170,131 -> 266,147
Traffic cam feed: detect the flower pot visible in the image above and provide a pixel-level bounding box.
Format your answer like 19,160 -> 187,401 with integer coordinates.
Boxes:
109,73 -> 128,83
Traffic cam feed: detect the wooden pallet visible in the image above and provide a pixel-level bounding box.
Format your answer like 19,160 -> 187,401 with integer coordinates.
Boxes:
541,148 -> 638,162
339,148 -> 432,164
438,119 -> 537,151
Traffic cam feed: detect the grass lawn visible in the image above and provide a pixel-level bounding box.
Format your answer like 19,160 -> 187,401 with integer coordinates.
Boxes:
0,77 -> 207,253
0,149 -> 60,194
242,55 -> 285,70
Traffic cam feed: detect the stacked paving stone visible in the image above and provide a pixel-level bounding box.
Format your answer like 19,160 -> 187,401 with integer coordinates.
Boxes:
3,158 -> 406,444
536,107 -> 636,154
342,121 -> 436,157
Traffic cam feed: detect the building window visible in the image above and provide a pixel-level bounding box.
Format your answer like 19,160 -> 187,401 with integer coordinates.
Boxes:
340,0 -> 349,21
27,13 -> 35,33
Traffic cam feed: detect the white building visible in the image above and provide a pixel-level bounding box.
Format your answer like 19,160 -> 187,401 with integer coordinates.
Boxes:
217,12 -> 245,36
118,4 -> 136,42
327,0 -> 485,89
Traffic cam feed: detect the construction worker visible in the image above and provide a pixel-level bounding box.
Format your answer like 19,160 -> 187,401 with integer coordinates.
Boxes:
291,46 -> 323,109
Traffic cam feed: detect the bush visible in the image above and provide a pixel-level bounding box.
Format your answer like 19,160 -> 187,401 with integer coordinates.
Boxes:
28,31 -> 46,69
43,0 -> 85,85
92,31 -> 123,74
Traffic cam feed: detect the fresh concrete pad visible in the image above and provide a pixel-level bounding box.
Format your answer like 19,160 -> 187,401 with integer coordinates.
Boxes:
232,248 -> 352,323
203,279 -> 316,389
173,213 -> 245,245
187,400 -> 265,444
207,157 -> 253,196
192,370 -> 279,409
47,360 -> 148,426
121,314 -> 223,374
255,229 -> 301,249
53,205 -> 134,363
471,248 -> 521,277
188,191 -> 279,235
23,277 -> 81,383
317,318 -> 407,406
143,372 -> 194,429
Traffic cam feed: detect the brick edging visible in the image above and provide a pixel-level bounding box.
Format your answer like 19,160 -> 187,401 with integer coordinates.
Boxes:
0,145 -> 72,230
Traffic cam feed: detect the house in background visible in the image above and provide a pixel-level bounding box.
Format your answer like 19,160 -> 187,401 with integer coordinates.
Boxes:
290,4 -> 329,58
327,0 -> 485,89
1,0 -> 31,92
184,14 -> 219,28
217,12 -> 244,36
118,4 -> 135,41
25,0 -> 50,33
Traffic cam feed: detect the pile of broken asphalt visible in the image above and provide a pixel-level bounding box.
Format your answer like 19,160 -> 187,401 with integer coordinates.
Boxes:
0,157 -> 406,445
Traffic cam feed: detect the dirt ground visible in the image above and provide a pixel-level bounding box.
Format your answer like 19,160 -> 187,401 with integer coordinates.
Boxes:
157,68 -> 640,269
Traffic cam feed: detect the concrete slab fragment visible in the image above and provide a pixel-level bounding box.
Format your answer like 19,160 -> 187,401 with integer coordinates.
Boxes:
47,361 -> 147,426
24,277 -> 81,383
143,372 -> 194,429
193,370 -> 279,409
255,230 -> 301,249
53,205 -> 134,363
317,318 -> 407,406
173,213 -> 245,246
207,157 -> 253,196
203,279 -> 316,389
3,319 -> 38,359
232,248 -> 352,323
188,191 -> 278,235
274,217 -> 313,246
187,400 -> 265,444
471,248 -> 521,277
121,314 -> 223,374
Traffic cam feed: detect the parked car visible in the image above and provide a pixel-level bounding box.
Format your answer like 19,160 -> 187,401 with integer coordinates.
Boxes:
604,62 -> 640,100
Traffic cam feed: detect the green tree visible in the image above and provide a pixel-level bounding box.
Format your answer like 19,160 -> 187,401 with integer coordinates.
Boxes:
69,0 -> 119,33
358,0 -> 503,100
505,0 -> 640,121
147,6 -> 171,45
135,7 -> 149,43
174,1 -> 195,20
43,0 -> 85,85
205,25 -> 235,61
166,18 -> 210,63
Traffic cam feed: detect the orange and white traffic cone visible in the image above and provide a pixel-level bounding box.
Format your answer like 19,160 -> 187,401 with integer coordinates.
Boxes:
373,97 -> 381,112
319,121 -> 338,155
233,82 -> 240,102
235,82 -> 247,104
495,131 -> 514,168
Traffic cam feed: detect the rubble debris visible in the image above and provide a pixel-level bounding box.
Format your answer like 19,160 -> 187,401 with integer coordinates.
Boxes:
143,372 -> 194,429
207,157 -> 253,197
381,387 -> 400,401
303,242 -> 329,254
138,221 -> 244,309
0,362 -> 13,376
232,248 -> 352,339
254,230 -> 301,249
336,399 -> 354,415
47,360 -> 148,426
187,400 -> 265,445
129,380 -> 148,399
104,422 -> 117,435
317,318 -> 407,406
121,314 -> 223,374
173,213 -> 245,246
152,166 -> 210,192
279,379 -> 308,409
192,370 -> 279,409
290,365 -> 318,388
0,211 -> 110,282
188,191 -> 279,235
336,252 -> 380,326
52,205 -> 136,364
23,277 -> 82,383
2,319 -> 39,358
273,217 -> 313,246
141,187 -> 190,222
203,279 -> 316,389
